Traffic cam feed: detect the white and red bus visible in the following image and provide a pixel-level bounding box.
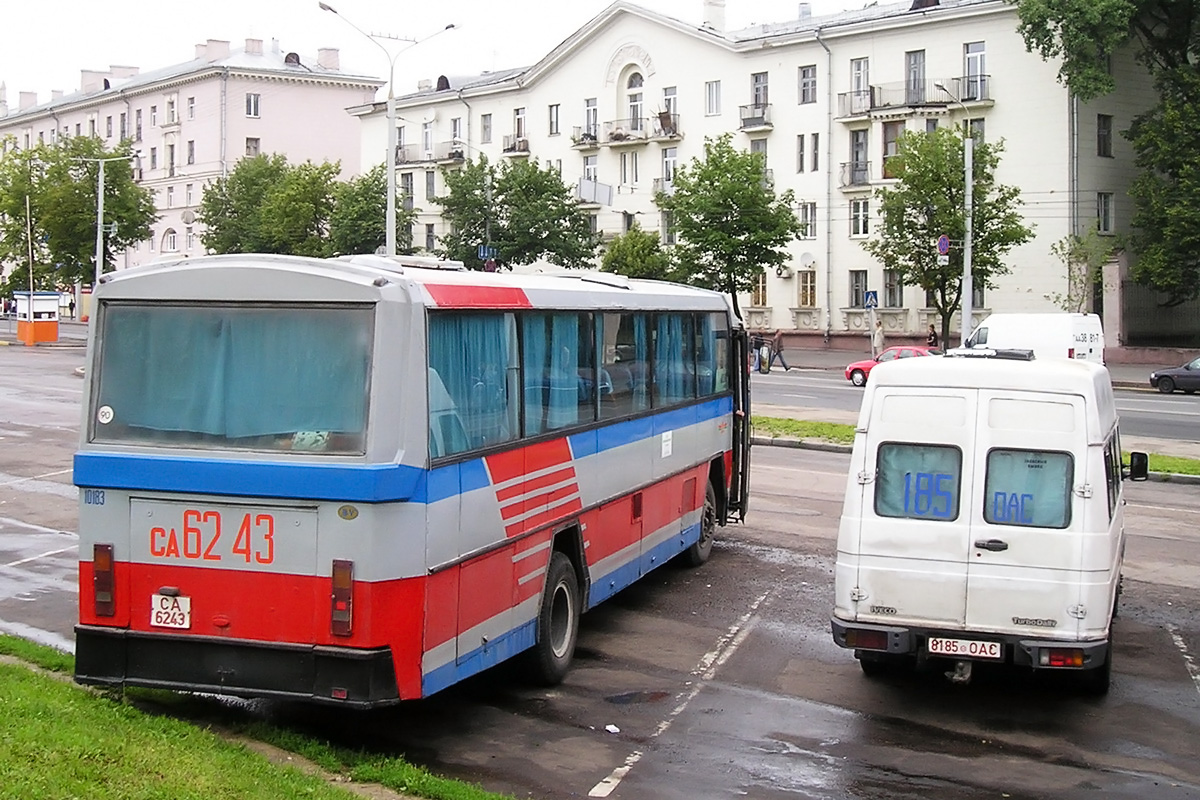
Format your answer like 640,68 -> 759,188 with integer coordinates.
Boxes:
73,253 -> 751,706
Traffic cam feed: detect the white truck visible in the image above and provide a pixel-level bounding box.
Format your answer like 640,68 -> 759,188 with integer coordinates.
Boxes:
831,352 -> 1147,693
955,313 -> 1105,364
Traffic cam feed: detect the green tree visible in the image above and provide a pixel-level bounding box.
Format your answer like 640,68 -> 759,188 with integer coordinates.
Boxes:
0,137 -> 154,290
861,127 -> 1033,345
329,163 -> 417,256
601,223 -> 678,281
1047,223 -> 1117,312
257,160 -> 341,258
655,134 -> 803,316
197,154 -> 289,254
435,156 -> 596,269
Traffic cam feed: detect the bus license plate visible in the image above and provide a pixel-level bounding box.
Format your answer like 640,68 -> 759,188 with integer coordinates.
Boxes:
927,637 -> 1001,659
150,594 -> 191,629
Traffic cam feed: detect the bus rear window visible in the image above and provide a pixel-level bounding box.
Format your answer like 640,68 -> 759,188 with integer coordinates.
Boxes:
91,303 -> 372,454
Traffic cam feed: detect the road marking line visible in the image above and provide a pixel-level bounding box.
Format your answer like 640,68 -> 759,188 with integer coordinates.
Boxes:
1167,624 -> 1200,699
780,394 -> 818,400
588,588 -> 771,798
0,468 -> 73,487
3,545 -> 78,568
0,516 -> 75,535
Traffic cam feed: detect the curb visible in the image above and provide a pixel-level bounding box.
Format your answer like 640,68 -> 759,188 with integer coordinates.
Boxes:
751,435 -> 1200,485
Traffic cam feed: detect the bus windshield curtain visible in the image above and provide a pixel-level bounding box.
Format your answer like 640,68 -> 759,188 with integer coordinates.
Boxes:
99,306 -> 369,439
428,313 -> 516,450
523,313 -> 582,434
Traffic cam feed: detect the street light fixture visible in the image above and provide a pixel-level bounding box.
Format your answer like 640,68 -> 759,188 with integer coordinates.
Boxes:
934,80 -> 973,347
319,2 -> 455,257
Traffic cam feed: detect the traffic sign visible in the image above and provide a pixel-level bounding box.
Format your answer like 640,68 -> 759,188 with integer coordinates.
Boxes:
937,254 -> 950,266
937,234 -> 950,255
477,244 -> 498,260
864,290 -> 878,309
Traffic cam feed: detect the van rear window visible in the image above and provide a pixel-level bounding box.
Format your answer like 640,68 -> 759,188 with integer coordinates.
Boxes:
875,443 -> 961,521
984,449 -> 1073,528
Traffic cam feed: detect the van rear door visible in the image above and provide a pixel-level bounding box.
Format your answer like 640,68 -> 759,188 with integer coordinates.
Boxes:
852,388 -> 980,628
964,391 -> 1087,637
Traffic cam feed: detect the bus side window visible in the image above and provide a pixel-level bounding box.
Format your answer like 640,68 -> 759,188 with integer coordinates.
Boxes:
653,312 -> 696,407
598,312 -> 649,420
522,312 -> 595,434
428,313 -> 518,456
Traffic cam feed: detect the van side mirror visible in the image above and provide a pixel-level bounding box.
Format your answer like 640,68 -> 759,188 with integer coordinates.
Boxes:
1126,451 -> 1149,482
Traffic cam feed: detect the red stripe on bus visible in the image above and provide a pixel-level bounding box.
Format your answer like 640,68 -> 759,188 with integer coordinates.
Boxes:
424,284 -> 533,309
486,438 -> 572,485
495,466 -> 577,502
505,497 -> 583,537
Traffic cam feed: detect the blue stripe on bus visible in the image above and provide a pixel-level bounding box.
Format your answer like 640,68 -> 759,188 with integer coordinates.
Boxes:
588,521 -> 702,607
73,396 -> 733,503
422,619 -> 538,697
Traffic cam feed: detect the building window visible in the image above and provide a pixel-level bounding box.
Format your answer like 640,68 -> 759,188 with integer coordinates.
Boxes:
811,132 -> 819,171
150,105 -> 158,126
167,98 -> 176,123
884,269 -> 904,308
548,104 -> 560,135
850,129 -> 869,183
119,113 -> 127,139
973,282 -> 985,309
627,73 -> 644,131
186,183 -> 194,205
185,227 -> 195,250
1097,192 -> 1114,234
167,144 -> 176,175
969,117 -> 985,142
926,118 -> 938,134
149,147 -> 158,169
851,58 -> 870,108
620,151 -> 639,185
245,93 -> 260,118
164,229 -> 178,252
1097,114 -> 1113,157
481,113 -> 492,144
662,147 -> 677,183
512,107 -> 526,139
797,202 -> 817,239
796,135 -> 806,173
106,116 -> 113,138
135,110 -> 142,140
750,138 -> 768,166
751,272 -> 767,307
663,86 -> 677,115
798,270 -> 817,307
850,270 -> 868,308
451,117 -> 462,143
905,50 -> 926,105
422,170 -> 434,200
166,186 -> 174,209
752,72 -> 769,106
584,98 -> 598,138
149,231 -> 156,252
187,97 -> 195,120
851,199 -> 869,236
965,42 -> 987,100
187,140 -> 195,165
882,121 -> 903,178
705,80 -> 721,116
245,137 -> 260,157
75,123 -> 82,136
662,210 -> 676,245
89,118 -> 96,136
584,154 -> 598,181
798,65 -> 817,104
425,223 -> 436,251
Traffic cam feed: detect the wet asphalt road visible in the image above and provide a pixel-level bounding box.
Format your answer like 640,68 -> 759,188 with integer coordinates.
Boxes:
1,344 -> 1198,799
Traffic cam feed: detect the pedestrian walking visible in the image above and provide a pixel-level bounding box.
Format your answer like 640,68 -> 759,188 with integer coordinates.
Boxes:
69,297 -> 76,320
769,329 -> 791,371
872,320 -> 885,358
750,333 -> 766,373
926,323 -> 939,349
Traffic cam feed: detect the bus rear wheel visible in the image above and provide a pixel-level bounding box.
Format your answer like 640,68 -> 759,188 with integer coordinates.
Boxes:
683,482 -> 718,567
528,551 -> 581,686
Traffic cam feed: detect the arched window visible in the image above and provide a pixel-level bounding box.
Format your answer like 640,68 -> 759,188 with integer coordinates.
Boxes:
626,72 -> 644,132
162,229 -> 178,253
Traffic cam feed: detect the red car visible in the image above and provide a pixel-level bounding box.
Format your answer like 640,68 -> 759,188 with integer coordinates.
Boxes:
845,345 -> 941,386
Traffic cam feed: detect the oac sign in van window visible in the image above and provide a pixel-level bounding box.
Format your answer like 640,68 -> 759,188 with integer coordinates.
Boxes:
874,443 -> 962,521
985,449 -> 1073,528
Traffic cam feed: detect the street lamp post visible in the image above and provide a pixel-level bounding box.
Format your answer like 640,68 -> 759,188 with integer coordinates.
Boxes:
319,3 -> 453,257
78,153 -> 140,287
935,81 -> 973,347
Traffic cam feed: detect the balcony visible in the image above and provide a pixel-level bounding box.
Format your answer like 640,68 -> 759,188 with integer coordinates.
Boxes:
739,103 -> 773,131
836,75 -> 993,118
571,126 -> 601,149
652,177 -> 674,196
650,111 -> 682,140
396,144 -> 431,165
435,140 -> 466,163
603,118 -> 649,146
577,178 -> 613,207
502,134 -> 531,156
839,161 -> 871,189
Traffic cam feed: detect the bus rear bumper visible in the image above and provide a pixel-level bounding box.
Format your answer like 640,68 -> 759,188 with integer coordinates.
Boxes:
74,625 -> 400,708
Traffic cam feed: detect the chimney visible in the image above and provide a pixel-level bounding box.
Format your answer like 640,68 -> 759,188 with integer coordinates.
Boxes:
51,89 -> 63,100
206,39 -> 231,61
702,0 -> 726,30
79,70 -> 108,93
799,2 -> 812,17
417,78 -> 433,91
245,38 -> 263,55
318,47 -> 339,69
19,91 -> 38,110
195,43 -> 207,59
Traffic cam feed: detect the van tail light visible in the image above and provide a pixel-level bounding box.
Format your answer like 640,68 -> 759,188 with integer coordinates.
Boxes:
1039,648 -> 1084,668
331,559 -> 354,637
1068,348 -> 1076,359
846,629 -> 888,651
93,544 -> 115,617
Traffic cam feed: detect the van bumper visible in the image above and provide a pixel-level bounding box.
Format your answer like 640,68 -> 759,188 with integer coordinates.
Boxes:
830,617 -> 1110,670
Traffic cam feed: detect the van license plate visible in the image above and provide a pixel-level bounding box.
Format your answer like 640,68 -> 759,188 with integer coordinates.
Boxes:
150,594 -> 191,629
927,637 -> 1001,659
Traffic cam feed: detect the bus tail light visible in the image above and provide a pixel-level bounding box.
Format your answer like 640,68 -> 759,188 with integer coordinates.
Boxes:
93,544 -> 115,617
331,559 -> 354,636
1067,348 -> 1076,359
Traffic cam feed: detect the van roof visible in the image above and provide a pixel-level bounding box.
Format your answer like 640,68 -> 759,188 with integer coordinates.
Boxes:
866,356 -> 1117,438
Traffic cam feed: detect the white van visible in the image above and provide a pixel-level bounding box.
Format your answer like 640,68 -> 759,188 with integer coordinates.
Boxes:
957,313 -> 1105,364
831,353 -> 1147,693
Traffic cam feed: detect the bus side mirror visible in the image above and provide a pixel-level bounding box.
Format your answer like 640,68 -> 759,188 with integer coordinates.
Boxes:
1127,451 -> 1149,481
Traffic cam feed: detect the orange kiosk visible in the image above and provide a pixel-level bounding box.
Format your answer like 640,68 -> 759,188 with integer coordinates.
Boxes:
15,291 -> 60,346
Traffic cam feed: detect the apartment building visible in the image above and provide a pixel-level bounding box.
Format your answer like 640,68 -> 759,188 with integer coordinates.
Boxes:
352,0 -> 1152,343
0,38 -> 382,270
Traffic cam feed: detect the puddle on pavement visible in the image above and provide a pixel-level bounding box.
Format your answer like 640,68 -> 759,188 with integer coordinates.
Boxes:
605,690 -> 670,705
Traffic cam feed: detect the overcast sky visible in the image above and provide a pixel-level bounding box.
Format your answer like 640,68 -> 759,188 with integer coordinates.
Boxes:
2,0 -> 857,103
